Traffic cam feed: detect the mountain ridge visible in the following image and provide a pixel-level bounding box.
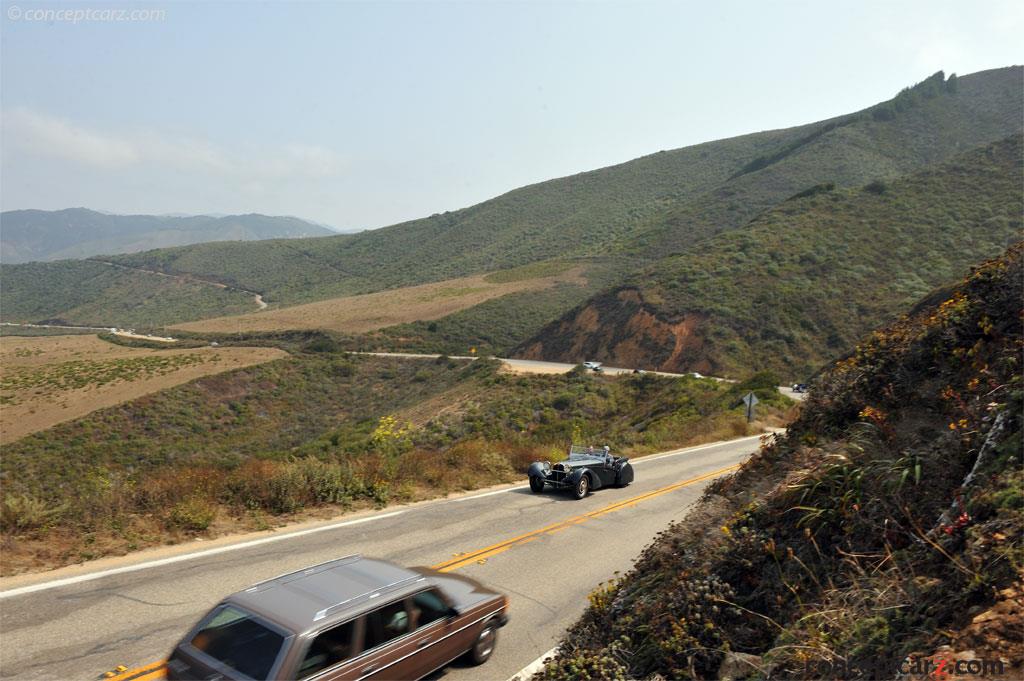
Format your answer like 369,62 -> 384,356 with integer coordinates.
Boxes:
0,208 -> 335,263
1,67 -> 1020,372
514,134 -> 1023,378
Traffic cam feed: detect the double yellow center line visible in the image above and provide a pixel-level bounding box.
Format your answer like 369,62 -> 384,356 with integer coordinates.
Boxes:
103,462 -> 739,681
432,463 -> 739,572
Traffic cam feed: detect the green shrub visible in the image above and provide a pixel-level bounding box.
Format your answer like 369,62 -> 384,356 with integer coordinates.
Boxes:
863,179 -> 888,194
304,337 -> 341,353
165,498 -> 216,532
295,458 -> 353,505
330,359 -> 355,377
551,392 -> 575,410
734,370 -> 781,393
0,494 -> 61,533
479,450 -> 514,478
539,651 -> 630,680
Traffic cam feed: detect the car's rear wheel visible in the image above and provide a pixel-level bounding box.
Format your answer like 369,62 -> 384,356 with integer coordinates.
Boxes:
529,476 -> 545,493
573,474 -> 589,499
468,620 -> 498,665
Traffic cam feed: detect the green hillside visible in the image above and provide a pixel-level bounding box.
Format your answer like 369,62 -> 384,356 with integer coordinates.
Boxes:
93,130 -> 766,305
516,134 -> 1023,378
2,67 -> 1019,331
627,68 -> 1023,258
0,259 -> 256,327
536,243 -> 1023,681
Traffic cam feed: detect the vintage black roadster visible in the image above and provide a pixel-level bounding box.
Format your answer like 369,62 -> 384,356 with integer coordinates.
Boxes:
527,445 -> 634,499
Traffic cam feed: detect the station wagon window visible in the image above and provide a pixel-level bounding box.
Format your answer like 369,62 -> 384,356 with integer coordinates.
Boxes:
297,620 -> 356,679
189,604 -> 284,680
412,589 -> 449,628
363,600 -> 411,651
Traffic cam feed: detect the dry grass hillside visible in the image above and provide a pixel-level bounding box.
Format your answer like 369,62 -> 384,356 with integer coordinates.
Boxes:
171,267 -> 587,335
0,335 -> 286,442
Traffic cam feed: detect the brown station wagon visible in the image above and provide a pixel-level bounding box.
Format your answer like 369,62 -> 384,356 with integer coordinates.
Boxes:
165,555 -> 509,681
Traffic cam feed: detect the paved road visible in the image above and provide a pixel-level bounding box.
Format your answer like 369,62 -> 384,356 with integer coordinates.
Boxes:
778,385 -> 808,402
501,358 -> 668,377
0,434 -> 765,681
362,353 -> 715,381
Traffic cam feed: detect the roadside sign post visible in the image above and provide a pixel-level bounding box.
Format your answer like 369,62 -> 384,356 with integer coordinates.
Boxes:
742,392 -> 759,423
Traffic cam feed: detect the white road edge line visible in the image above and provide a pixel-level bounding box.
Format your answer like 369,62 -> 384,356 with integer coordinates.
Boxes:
630,433 -> 763,465
498,433 -> 760,681
452,485 -> 528,501
507,645 -> 559,681
0,511 -> 405,600
0,432 -> 766,599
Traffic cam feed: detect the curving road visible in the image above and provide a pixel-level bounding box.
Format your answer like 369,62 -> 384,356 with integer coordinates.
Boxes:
92,260 -> 269,312
0,434 -> 768,681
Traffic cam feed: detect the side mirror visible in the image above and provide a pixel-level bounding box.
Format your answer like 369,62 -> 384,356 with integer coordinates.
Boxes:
447,606 -> 461,618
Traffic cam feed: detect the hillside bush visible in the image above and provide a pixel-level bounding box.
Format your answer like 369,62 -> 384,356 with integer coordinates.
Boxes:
534,243 -> 1023,680
530,135 -> 1022,380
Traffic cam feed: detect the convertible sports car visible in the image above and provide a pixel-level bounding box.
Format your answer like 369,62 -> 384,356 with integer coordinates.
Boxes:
527,445 -> 634,499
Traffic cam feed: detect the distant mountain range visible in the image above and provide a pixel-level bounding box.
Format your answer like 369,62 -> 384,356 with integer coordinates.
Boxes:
2,66 -> 1021,377
0,208 -> 336,263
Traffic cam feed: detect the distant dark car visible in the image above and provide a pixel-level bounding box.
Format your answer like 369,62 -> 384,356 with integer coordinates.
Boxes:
792,383 -> 808,393
166,555 -> 508,681
528,445 -> 634,499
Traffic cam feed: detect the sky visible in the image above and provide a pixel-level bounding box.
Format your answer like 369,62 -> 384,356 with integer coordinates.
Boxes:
1,0 -> 1022,232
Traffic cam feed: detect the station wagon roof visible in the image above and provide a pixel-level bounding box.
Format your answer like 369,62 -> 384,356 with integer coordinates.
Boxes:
227,555 -> 428,633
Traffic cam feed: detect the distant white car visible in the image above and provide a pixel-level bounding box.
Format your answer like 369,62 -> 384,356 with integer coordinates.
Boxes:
583,361 -> 602,371
690,372 -> 704,378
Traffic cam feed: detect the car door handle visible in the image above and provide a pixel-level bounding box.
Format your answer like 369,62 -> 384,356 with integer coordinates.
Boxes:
417,638 -> 433,648
361,664 -> 378,675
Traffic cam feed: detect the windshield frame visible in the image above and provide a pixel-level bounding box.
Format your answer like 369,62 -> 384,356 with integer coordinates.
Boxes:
567,445 -> 610,460
182,602 -> 294,681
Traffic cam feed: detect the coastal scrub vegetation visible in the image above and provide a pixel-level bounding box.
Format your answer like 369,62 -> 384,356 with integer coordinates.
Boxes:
0,352 -> 790,574
535,243 -> 1022,680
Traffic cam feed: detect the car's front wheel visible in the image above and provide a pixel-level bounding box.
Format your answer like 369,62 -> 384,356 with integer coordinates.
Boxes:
529,477 -> 545,493
468,620 -> 498,665
573,474 -> 589,499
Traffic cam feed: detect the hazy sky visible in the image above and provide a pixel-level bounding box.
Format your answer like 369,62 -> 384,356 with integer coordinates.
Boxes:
2,0 -> 1021,231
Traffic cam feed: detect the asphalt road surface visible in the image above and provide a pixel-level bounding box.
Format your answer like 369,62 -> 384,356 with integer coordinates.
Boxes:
0,434 -> 766,681
362,354 -> 709,380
